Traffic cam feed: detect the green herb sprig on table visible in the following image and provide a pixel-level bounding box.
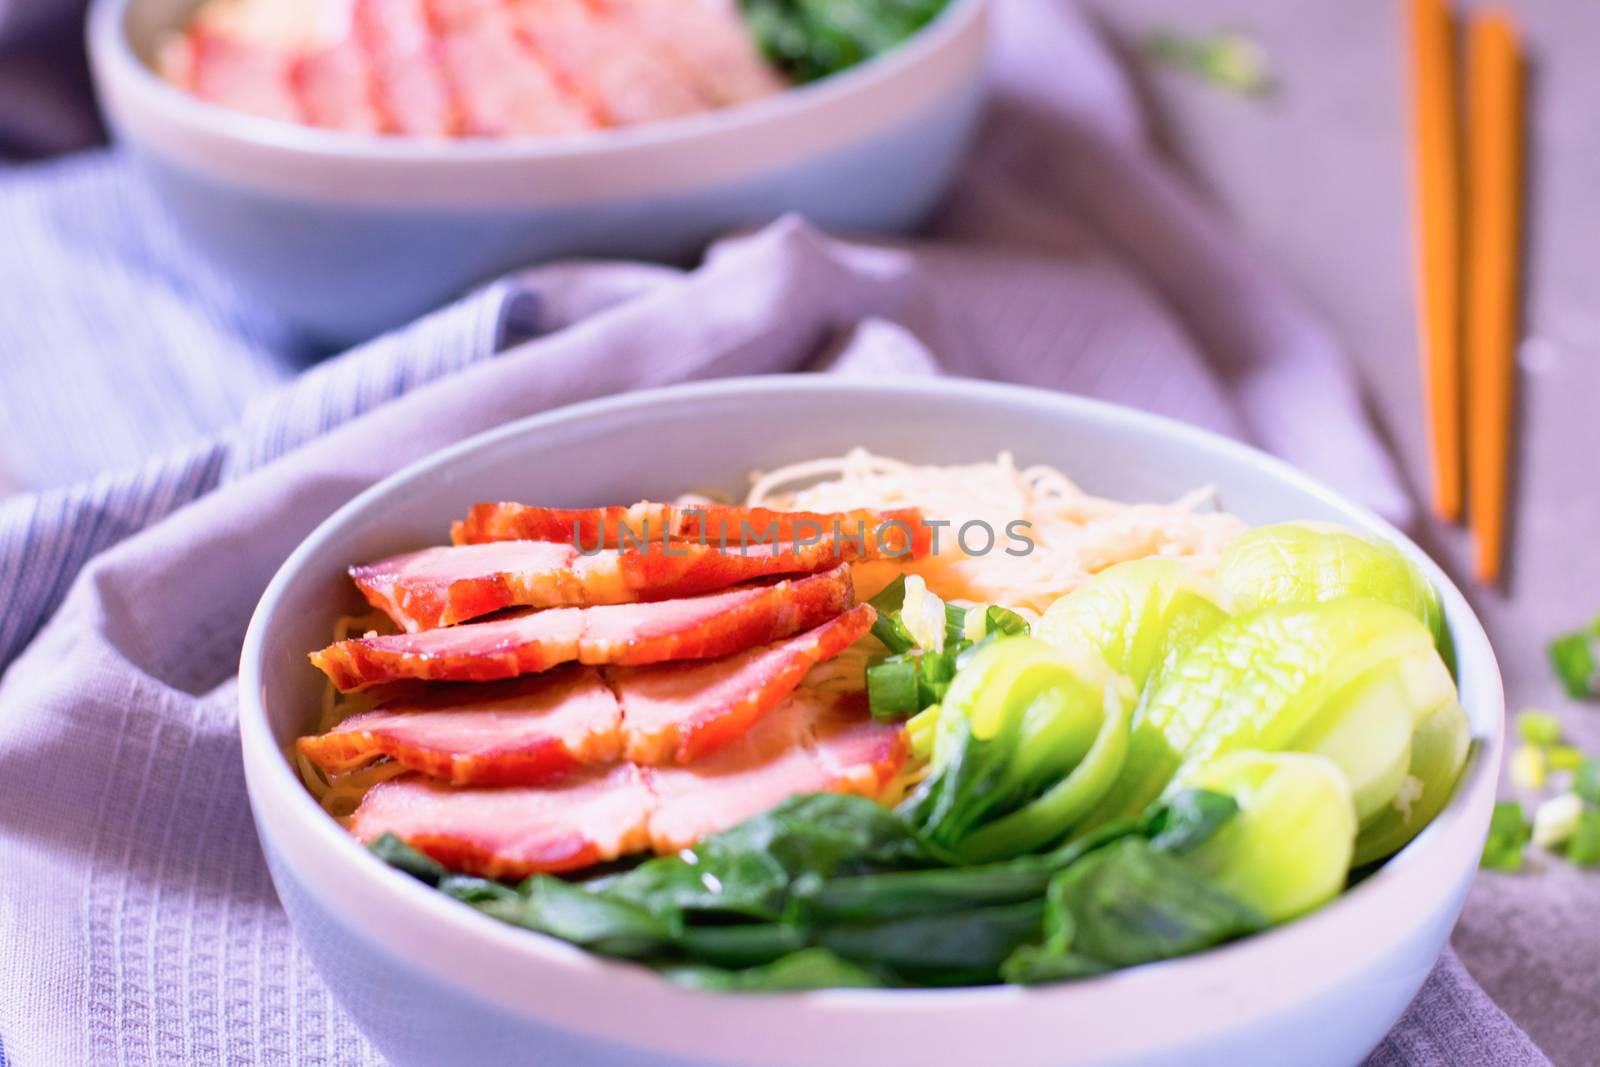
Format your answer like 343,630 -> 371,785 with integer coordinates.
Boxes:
1144,28 -> 1275,97
1549,615 -> 1600,700
1484,710 -> 1600,871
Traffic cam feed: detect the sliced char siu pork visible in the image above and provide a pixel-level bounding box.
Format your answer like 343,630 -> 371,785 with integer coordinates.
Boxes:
298,605 -> 875,784
347,685 -> 906,878
311,564 -> 853,691
451,501 -> 933,560
349,535 -> 867,632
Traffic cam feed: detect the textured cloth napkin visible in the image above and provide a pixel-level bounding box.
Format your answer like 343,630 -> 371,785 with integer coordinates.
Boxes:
0,1 -> 1547,1065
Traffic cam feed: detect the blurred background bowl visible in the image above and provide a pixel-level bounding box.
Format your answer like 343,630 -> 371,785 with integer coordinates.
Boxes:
88,0 -> 989,344
240,376 -> 1502,1067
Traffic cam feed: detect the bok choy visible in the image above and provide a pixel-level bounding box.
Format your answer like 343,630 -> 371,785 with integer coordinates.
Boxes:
1216,522 -> 1451,660
1176,751 -> 1356,922
1081,599 -> 1456,834
366,516 -> 1472,994
899,637 -> 1134,861
1036,558 -> 1229,695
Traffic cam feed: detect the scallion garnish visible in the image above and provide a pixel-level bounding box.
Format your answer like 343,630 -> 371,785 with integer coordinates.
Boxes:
1549,745 -> 1584,773
1144,28 -> 1275,96
984,605 -> 1030,639
865,578 -> 1031,720
1549,615 -> 1600,699
1575,759 -> 1600,807
866,656 -> 921,721
1566,808 -> 1600,867
1509,745 -> 1548,791
1532,793 -> 1582,850
1481,800 -> 1531,871
1516,709 -> 1564,746
918,650 -> 958,706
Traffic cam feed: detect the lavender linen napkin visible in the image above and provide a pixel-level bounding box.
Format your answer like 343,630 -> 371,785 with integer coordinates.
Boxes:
0,3 -> 1545,1066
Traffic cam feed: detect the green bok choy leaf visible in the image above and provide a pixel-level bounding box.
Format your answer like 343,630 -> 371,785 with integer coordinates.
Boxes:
1036,558 -> 1229,696
1176,750 -> 1356,922
899,636 -> 1134,861
1216,522 -> 1450,660
1082,599 -> 1455,830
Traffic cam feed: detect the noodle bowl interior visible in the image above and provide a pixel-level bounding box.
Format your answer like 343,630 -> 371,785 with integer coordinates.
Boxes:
291,450 -> 1467,991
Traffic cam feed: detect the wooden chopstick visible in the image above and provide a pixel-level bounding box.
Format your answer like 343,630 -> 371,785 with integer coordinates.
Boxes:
1464,9 -> 1522,583
1409,0 -> 1464,523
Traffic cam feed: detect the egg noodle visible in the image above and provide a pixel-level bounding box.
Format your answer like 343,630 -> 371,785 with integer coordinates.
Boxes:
295,609 -> 401,818
300,450 -> 1244,814
748,449 -> 1244,615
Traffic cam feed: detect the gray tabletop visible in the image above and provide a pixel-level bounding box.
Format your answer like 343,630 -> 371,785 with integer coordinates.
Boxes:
1085,1 -> 1600,1061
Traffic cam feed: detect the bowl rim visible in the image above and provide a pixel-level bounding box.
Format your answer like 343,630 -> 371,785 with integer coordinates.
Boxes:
238,375 -> 1502,1037
88,0 -> 988,164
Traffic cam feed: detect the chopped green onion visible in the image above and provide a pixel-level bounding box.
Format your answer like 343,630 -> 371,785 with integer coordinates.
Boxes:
866,649 -> 961,721
1532,793 -> 1583,850
867,656 -> 921,721
1510,745 -> 1548,791
1549,616 -> 1600,699
868,576 -> 908,614
906,705 -> 939,760
1566,808 -> 1600,867
1516,709 -> 1564,746
1575,759 -> 1600,807
1549,745 -> 1585,773
984,605 -> 1031,639
1481,801 -> 1531,871
874,617 -> 916,655
901,575 -> 948,653
1144,28 -> 1274,96
961,604 -> 989,643
943,602 -> 971,647
919,650 -> 958,706
953,603 -> 1029,646
867,578 -> 916,654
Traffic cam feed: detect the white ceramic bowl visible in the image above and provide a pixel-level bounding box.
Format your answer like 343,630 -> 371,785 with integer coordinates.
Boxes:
87,0 -> 988,343
239,377 -> 1502,1067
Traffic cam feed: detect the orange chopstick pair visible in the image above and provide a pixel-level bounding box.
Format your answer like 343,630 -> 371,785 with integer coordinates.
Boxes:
1408,0 -> 1523,583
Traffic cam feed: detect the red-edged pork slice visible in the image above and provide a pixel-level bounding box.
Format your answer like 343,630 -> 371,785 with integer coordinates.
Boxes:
355,0 -> 457,135
673,506 -> 934,560
453,502 -> 933,560
293,41 -> 384,132
451,501 -> 671,549
579,566 -> 853,665
349,687 -> 905,876
298,666 -> 621,785
601,0 -> 786,106
299,598 -> 864,780
351,762 -> 655,877
810,691 -> 910,796
304,599 -> 868,784
312,605 -> 584,691
173,31 -> 304,123
506,0 -> 707,125
645,688 -> 906,852
611,603 -> 875,764
351,536 -> 861,632
312,565 -> 853,691
434,5 -> 600,136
